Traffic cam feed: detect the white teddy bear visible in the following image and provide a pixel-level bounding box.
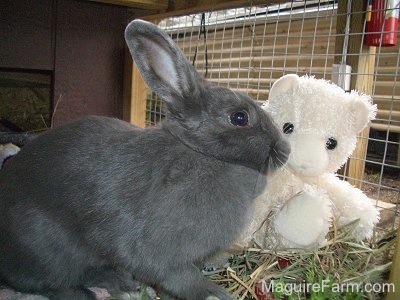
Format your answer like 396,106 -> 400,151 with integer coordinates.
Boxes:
242,74 -> 380,249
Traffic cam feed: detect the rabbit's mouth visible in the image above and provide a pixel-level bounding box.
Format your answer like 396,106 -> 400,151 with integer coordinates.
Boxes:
265,138 -> 290,174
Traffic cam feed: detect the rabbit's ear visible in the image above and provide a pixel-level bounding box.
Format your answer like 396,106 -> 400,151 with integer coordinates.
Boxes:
125,20 -> 202,104
269,74 -> 300,100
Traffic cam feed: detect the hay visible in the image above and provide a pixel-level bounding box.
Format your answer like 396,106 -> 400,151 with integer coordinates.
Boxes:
204,221 -> 397,300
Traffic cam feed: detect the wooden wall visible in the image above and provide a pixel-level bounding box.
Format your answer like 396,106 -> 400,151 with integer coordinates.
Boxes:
170,14 -> 337,102
372,41 -> 400,134
165,11 -> 399,132
0,0 -> 127,126
0,0 -> 55,71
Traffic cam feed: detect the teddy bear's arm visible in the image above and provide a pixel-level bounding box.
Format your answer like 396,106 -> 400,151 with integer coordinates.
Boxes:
317,174 -> 379,240
272,188 -> 332,249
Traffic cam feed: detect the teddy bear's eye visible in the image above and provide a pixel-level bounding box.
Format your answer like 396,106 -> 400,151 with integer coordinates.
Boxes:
283,122 -> 294,134
326,137 -> 337,150
230,111 -> 249,127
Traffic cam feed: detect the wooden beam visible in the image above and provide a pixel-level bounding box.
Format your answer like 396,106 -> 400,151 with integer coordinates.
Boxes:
335,0 -> 375,188
88,0 -> 168,10
131,60 -> 148,128
334,0 -> 366,90
122,47 -> 133,123
123,47 -> 148,128
387,225 -> 400,300
140,0 -> 287,20
347,46 -> 376,188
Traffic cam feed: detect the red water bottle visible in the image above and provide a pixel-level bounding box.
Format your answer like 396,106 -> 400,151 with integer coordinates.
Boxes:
365,0 -> 399,46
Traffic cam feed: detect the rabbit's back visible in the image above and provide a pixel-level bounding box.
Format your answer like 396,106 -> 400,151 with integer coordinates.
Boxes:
0,115 -> 151,215
0,115 -> 264,292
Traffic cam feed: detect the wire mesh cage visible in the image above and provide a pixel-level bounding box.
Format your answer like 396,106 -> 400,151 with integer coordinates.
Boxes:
146,0 -> 399,236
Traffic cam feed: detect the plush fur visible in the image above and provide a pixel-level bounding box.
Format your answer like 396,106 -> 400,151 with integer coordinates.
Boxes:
0,20 -> 290,300
241,74 -> 380,249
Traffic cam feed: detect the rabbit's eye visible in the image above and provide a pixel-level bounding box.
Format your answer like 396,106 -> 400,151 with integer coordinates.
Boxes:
326,137 -> 337,150
230,111 -> 249,127
283,122 -> 294,134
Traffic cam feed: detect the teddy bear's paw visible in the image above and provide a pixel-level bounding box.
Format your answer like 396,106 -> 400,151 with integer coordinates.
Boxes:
339,208 -> 380,241
273,191 -> 332,247
336,197 -> 380,241
352,224 -> 374,241
338,218 -> 374,241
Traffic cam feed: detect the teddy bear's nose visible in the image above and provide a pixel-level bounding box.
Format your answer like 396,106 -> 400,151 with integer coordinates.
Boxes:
287,134 -> 329,176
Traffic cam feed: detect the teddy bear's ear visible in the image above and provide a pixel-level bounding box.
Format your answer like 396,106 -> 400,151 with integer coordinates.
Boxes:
349,93 -> 377,133
269,74 -> 300,100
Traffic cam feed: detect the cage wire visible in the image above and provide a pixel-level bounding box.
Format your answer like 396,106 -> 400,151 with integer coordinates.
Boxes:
146,0 -> 399,234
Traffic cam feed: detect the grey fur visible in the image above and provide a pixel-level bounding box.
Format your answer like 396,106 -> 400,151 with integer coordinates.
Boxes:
0,20 -> 290,300
0,132 -> 40,147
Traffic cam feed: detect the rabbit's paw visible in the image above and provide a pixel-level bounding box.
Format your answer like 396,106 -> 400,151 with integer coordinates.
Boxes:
204,293 -> 232,300
202,285 -> 233,300
158,292 -> 176,300
111,291 -> 140,300
158,264 -> 233,300
45,287 -> 96,300
203,252 -> 231,272
158,291 -> 229,300
112,287 -> 157,300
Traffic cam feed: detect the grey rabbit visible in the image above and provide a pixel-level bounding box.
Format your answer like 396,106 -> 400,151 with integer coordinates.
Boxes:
0,20 -> 290,300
